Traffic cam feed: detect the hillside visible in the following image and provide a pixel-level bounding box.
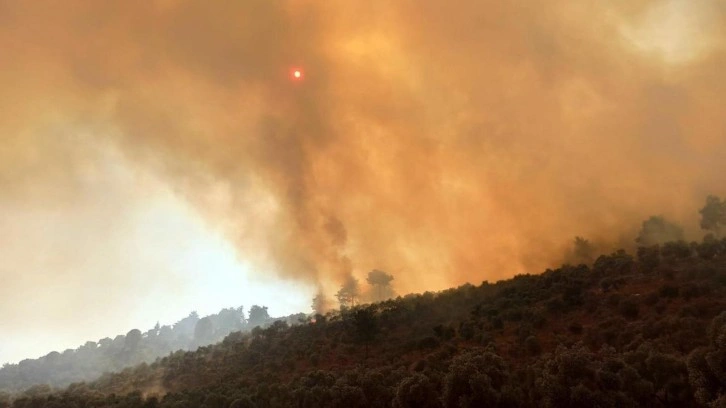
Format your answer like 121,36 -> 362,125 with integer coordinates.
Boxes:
0,306 -> 304,394
2,238 -> 725,407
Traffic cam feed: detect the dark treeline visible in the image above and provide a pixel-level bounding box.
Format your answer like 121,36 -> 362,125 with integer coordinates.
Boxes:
565,194 -> 726,266
1,195 -> 726,407
0,306 -> 305,393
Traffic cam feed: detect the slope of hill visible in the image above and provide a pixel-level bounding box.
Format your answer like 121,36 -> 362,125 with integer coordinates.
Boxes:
0,306 -> 304,394
2,238 -> 725,407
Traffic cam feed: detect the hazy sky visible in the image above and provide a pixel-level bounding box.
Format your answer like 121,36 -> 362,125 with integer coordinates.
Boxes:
0,139 -> 313,364
1,0 -> 725,364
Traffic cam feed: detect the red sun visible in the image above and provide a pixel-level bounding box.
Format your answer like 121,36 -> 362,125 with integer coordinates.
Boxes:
290,68 -> 304,81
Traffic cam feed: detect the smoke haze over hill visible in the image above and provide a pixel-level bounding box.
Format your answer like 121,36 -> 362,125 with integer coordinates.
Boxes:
1,0 -> 725,362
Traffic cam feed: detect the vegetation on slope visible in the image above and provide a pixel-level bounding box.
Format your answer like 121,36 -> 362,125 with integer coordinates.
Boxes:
2,236 -> 725,407
2,195 -> 726,407
0,306 -> 304,393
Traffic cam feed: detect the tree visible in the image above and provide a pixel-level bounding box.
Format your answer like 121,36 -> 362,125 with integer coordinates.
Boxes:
230,396 -> 256,408
637,245 -> 660,273
525,335 -> 542,355
173,311 -> 200,337
443,351 -> 511,408
237,306 -> 247,326
158,325 -> 173,342
194,317 -> 215,346
395,374 -> 442,408
150,322 -> 160,336
366,269 -> 395,302
311,292 -> 329,315
336,276 -> 360,310
216,307 -> 243,332
661,240 -> 692,260
349,307 -> 379,360
536,343 -> 598,406
593,249 -> 634,276
248,305 -> 270,328
699,195 -> 726,237
0,392 -> 9,408
124,329 -> 142,351
571,236 -> 596,265
636,216 -> 684,247
688,312 -> 726,405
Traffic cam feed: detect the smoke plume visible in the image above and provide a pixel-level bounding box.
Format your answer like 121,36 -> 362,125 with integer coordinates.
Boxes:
2,0 -> 726,307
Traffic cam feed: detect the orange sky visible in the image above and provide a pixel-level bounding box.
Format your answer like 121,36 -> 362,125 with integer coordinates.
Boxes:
1,0 -> 725,363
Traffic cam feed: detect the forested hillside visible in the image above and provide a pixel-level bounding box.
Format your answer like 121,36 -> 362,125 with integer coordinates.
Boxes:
3,196 -> 726,407
0,305 -> 304,393
2,236 -> 725,407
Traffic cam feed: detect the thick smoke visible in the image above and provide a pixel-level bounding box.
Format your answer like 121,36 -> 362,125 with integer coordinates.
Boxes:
2,0 -> 726,304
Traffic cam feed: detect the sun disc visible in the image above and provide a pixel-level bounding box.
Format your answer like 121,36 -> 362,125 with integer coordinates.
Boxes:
290,68 -> 304,81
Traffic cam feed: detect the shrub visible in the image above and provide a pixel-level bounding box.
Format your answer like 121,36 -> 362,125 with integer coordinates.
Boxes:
525,336 -> 542,356
643,292 -> 659,306
659,285 -> 680,299
568,322 -> 583,335
417,337 -> 440,350
619,299 -> 640,319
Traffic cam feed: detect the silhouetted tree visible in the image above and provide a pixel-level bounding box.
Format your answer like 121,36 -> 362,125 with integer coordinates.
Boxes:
173,311 -> 200,337
395,374 -> 441,408
593,249 -> 634,276
696,234 -> 723,259
336,276 -> 360,310
636,216 -> 684,247
215,308 -> 243,332
536,343 -> 598,406
366,269 -> 395,302
443,351 -> 511,407
194,317 -> 215,346
350,308 -> 379,360
311,292 -> 328,315
699,195 -> 726,237
637,245 -> 660,273
571,236 -> 596,265
248,305 -> 270,328
124,329 -> 142,351
149,322 -> 160,337
661,240 -> 692,261
687,311 -> 726,405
